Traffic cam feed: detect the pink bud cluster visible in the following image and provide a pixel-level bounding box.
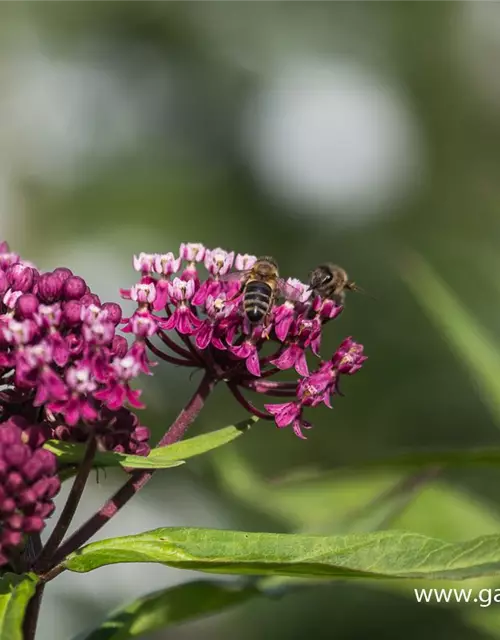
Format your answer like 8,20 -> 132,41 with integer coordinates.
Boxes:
0,242 -> 150,455
123,243 -> 367,438
0,416 -> 60,567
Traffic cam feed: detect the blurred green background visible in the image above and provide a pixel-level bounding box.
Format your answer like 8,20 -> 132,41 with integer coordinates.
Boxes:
3,2 -> 500,639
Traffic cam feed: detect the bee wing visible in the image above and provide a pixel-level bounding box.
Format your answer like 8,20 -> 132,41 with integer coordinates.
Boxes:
276,278 -> 308,302
218,269 -> 252,283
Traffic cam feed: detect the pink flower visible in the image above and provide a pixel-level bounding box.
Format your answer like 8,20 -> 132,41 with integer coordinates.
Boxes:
179,243 -> 206,262
332,337 -> 367,374
285,278 -> 311,303
35,304 -> 62,329
265,401 -> 300,427
231,340 -> 260,376
235,253 -> 256,271
161,278 -> 202,335
124,311 -> 157,338
264,402 -> 312,439
133,252 -> 157,274
204,248 -> 234,277
298,367 -> 336,408
82,320 -> 115,346
130,282 -> 156,306
33,367 -> 67,406
3,319 -> 37,345
154,253 -> 182,276
272,344 -> 309,376
3,289 -> 23,309
162,307 -> 202,335
273,302 -> 295,341
66,365 -> 98,395
168,278 -> 195,303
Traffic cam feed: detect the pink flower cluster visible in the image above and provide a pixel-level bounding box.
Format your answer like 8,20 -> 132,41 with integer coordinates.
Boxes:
123,243 -> 367,438
0,416 -> 60,566
0,242 -> 150,456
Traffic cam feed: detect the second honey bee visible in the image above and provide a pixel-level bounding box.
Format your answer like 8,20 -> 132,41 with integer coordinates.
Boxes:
222,256 -> 300,324
308,263 -> 362,305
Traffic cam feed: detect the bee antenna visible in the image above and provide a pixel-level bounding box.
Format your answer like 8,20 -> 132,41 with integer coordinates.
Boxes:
350,282 -> 377,301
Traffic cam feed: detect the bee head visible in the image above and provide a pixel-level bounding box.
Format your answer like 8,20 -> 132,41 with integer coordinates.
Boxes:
254,256 -> 279,277
309,265 -> 334,289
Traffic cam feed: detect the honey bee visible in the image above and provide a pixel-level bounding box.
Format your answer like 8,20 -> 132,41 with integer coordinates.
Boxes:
308,263 -> 363,305
222,256 -> 301,324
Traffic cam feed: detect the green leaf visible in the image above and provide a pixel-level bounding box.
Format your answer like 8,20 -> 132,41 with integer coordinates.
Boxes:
147,416 -> 257,460
64,527 -> 500,581
46,416 -> 256,471
0,573 -> 39,640
403,253 -> 500,424
45,441 -> 185,470
79,580 -> 257,640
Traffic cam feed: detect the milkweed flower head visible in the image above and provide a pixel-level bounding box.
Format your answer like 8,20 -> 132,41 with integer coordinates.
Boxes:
123,242 -> 367,438
0,241 -> 151,460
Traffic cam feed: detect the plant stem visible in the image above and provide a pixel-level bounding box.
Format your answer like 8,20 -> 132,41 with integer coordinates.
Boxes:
35,433 -> 97,572
228,383 -> 273,420
157,329 -> 193,360
23,436 -> 97,640
49,373 -> 215,569
145,338 -> 196,367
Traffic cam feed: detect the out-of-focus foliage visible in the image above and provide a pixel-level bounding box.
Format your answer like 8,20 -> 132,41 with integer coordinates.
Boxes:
78,581 -> 258,640
404,255 -> 500,427
0,574 -> 38,640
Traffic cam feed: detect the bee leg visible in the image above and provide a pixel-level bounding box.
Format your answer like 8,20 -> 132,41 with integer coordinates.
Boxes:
262,314 -> 272,339
226,291 -> 242,303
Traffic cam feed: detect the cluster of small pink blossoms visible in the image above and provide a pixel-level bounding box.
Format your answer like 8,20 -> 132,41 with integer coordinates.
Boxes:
123,243 -> 366,438
0,242 -> 150,455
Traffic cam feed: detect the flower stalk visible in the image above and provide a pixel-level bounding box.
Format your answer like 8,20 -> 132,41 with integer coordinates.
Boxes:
35,432 -> 97,572
50,372 -> 215,568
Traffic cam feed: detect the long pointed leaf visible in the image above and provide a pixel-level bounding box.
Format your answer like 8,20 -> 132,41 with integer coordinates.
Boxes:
64,527 -> 500,581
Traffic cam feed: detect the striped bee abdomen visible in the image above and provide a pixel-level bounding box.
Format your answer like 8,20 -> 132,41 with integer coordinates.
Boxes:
243,281 -> 273,323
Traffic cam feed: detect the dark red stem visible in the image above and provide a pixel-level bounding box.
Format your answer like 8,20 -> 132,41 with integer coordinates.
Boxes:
49,373 -> 215,569
245,388 -> 296,397
145,338 -> 196,367
257,366 -> 281,379
227,383 -> 274,420
24,435 -> 97,639
244,380 -> 297,391
23,584 -> 45,640
157,329 -> 193,360
35,434 -> 97,571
